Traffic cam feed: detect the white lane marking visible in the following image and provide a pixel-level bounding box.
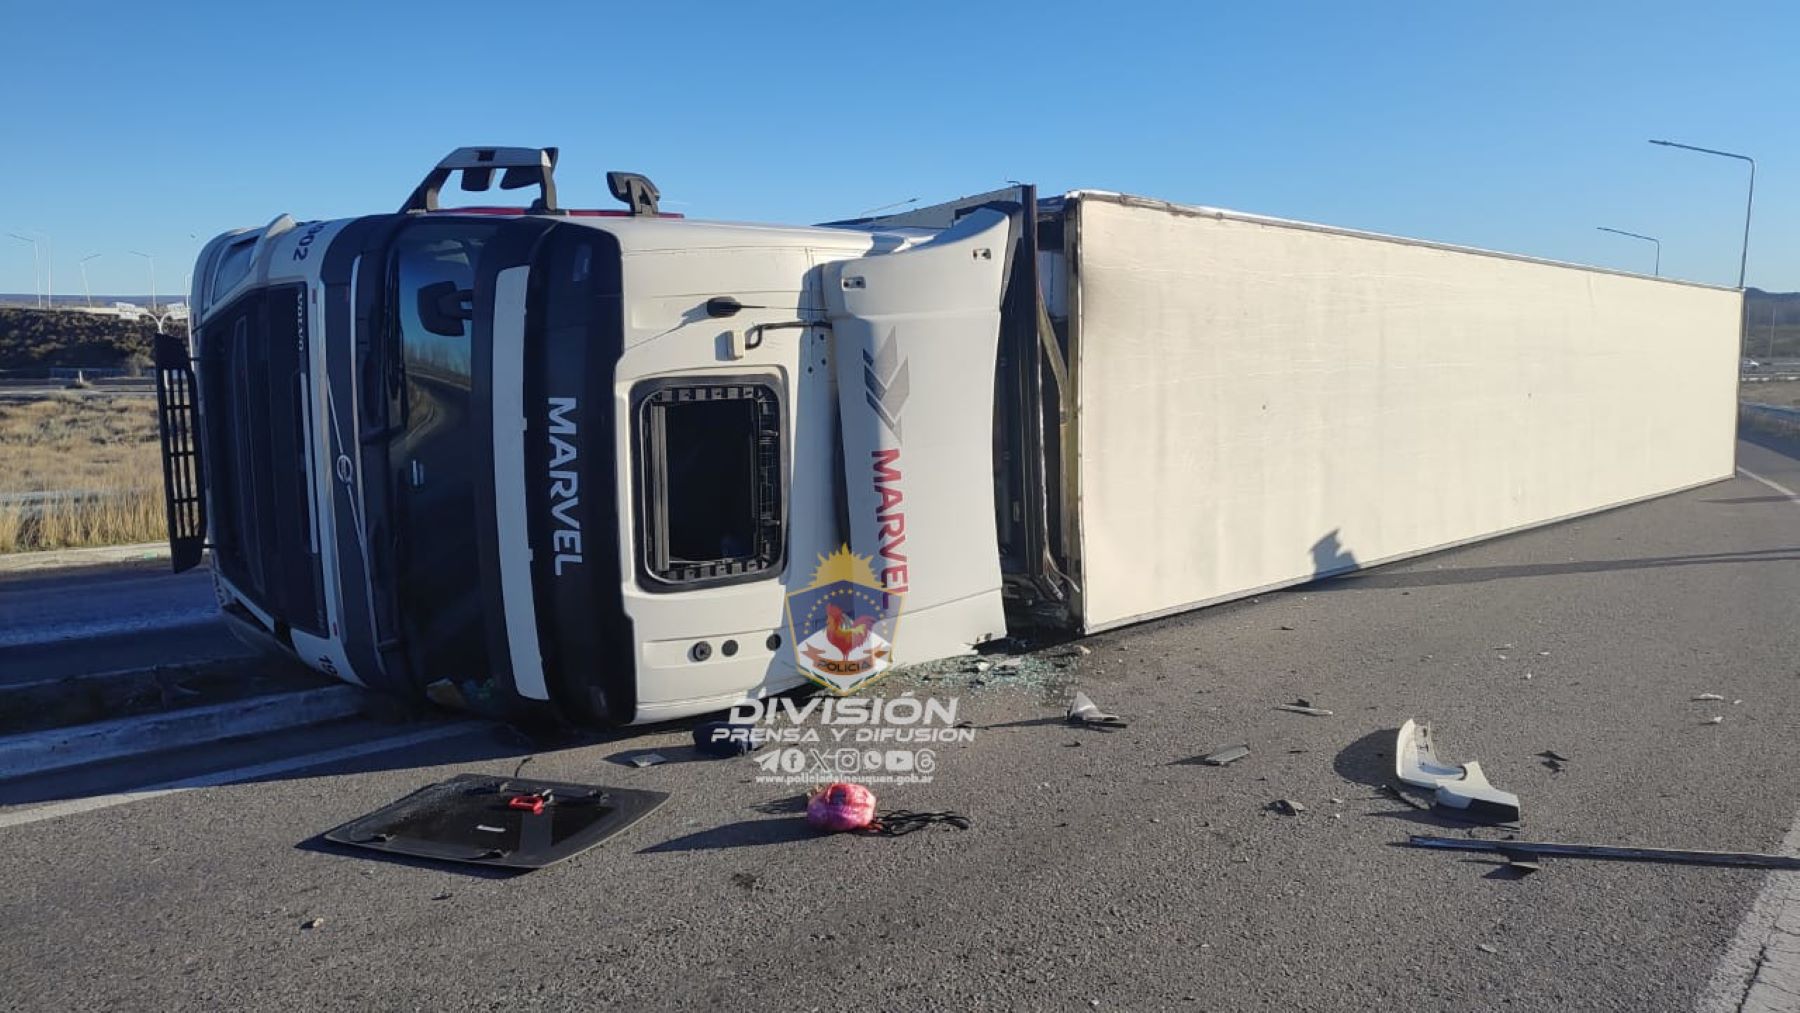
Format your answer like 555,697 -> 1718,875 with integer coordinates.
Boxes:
0,721 -> 485,830
1698,820 -> 1800,1012
1698,467 -> 1800,1011
1737,466 -> 1800,504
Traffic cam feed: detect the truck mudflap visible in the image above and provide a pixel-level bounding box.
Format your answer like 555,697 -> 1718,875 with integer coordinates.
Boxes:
153,330 -> 207,573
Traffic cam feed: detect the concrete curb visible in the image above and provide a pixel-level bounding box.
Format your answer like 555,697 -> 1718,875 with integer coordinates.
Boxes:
0,541 -> 170,574
0,686 -> 366,781
0,651 -> 315,738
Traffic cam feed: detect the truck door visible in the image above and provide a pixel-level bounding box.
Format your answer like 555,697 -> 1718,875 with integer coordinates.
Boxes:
823,208 -> 1014,663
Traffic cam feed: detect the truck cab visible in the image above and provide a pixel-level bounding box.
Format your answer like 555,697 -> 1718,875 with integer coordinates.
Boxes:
158,147 -> 1062,725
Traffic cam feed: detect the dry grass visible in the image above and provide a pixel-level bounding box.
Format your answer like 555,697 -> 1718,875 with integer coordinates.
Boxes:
0,393 -> 165,553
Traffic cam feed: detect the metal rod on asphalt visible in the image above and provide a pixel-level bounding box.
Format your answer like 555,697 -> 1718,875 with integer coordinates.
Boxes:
1595,226 -> 1660,276
1408,834 -> 1800,870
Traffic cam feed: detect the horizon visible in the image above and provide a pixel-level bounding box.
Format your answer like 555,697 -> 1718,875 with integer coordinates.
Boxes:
4,2 -> 1797,295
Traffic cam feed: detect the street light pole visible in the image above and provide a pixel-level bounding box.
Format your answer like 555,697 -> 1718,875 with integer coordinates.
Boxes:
8,232 -> 41,308
79,254 -> 101,308
129,250 -> 157,313
1648,139 -> 1755,289
1595,226 -> 1661,276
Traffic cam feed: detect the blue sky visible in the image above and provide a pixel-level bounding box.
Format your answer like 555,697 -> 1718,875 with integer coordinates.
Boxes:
2,1 -> 1794,295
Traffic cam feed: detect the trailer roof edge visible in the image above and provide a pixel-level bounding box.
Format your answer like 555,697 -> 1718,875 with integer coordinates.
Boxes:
1063,189 -> 1740,294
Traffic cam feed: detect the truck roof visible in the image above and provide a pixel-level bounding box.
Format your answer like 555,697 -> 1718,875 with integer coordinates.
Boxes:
418,205 -> 927,256
1061,190 -> 1736,292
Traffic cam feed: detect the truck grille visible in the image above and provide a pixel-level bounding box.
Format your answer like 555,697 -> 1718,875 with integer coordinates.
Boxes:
196,284 -> 325,634
154,331 -> 206,572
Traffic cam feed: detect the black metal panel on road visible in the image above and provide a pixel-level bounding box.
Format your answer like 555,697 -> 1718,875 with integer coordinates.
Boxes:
322,773 -> 668,870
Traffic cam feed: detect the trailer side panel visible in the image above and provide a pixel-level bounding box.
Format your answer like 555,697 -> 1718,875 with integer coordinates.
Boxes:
1070,194 -> 1741,632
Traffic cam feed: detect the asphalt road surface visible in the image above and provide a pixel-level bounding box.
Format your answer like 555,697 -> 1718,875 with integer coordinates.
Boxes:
4,436 -> 1800,1011
0,560 -> 238,683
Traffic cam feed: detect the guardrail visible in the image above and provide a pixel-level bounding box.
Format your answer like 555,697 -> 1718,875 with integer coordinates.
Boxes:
1740,401 -> 1800,438
1742,402 -> 1800,419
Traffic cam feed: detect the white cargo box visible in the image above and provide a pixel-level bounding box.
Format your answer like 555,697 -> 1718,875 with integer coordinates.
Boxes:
1062,192 -> 1741,632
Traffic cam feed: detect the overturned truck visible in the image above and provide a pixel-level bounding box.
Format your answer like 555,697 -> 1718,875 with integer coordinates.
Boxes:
157,146 -> 1741,725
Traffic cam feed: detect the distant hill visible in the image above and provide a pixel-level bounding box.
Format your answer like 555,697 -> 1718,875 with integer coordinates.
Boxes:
1746,288 -> 1800,323
0,308 -> 160,371
1744,289 -> 1800,360
4,290 -> 1794,370
0,294 -> 170,309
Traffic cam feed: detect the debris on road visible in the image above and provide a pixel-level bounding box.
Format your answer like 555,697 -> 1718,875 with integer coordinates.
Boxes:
1497,849 -> 1542,874
1270,799 -> 1307,815
322,774 -> 670,870
868,809 -> 973,836
692,721 -> 761,756
1537,749 -> 1569,774
624,751 -> 669,768
1704,716 -> 1724,725
1476,943 -> 1498,955
1200,745 -> 1250,766
804,783 -> 971,836
1407,834 -> 1800,871
1394,719 -> 1522,824
422,677 -> 500,715
1692,693 -> 1725,702
301,918 -> 324,930
1068,691 -> 1128,729
807,782 -> 878,832
1274,700 -> 1333,716
1381,783 -> 1433,812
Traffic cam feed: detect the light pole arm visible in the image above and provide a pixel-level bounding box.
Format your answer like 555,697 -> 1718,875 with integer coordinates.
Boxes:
1740,158 -> 1755,290
1648,139 -> 1754,288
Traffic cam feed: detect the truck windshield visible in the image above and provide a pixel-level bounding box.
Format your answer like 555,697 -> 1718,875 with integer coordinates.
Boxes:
386,219 -> 501,686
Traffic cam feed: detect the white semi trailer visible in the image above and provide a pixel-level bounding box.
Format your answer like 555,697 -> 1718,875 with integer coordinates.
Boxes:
155,147 -> 1740,726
